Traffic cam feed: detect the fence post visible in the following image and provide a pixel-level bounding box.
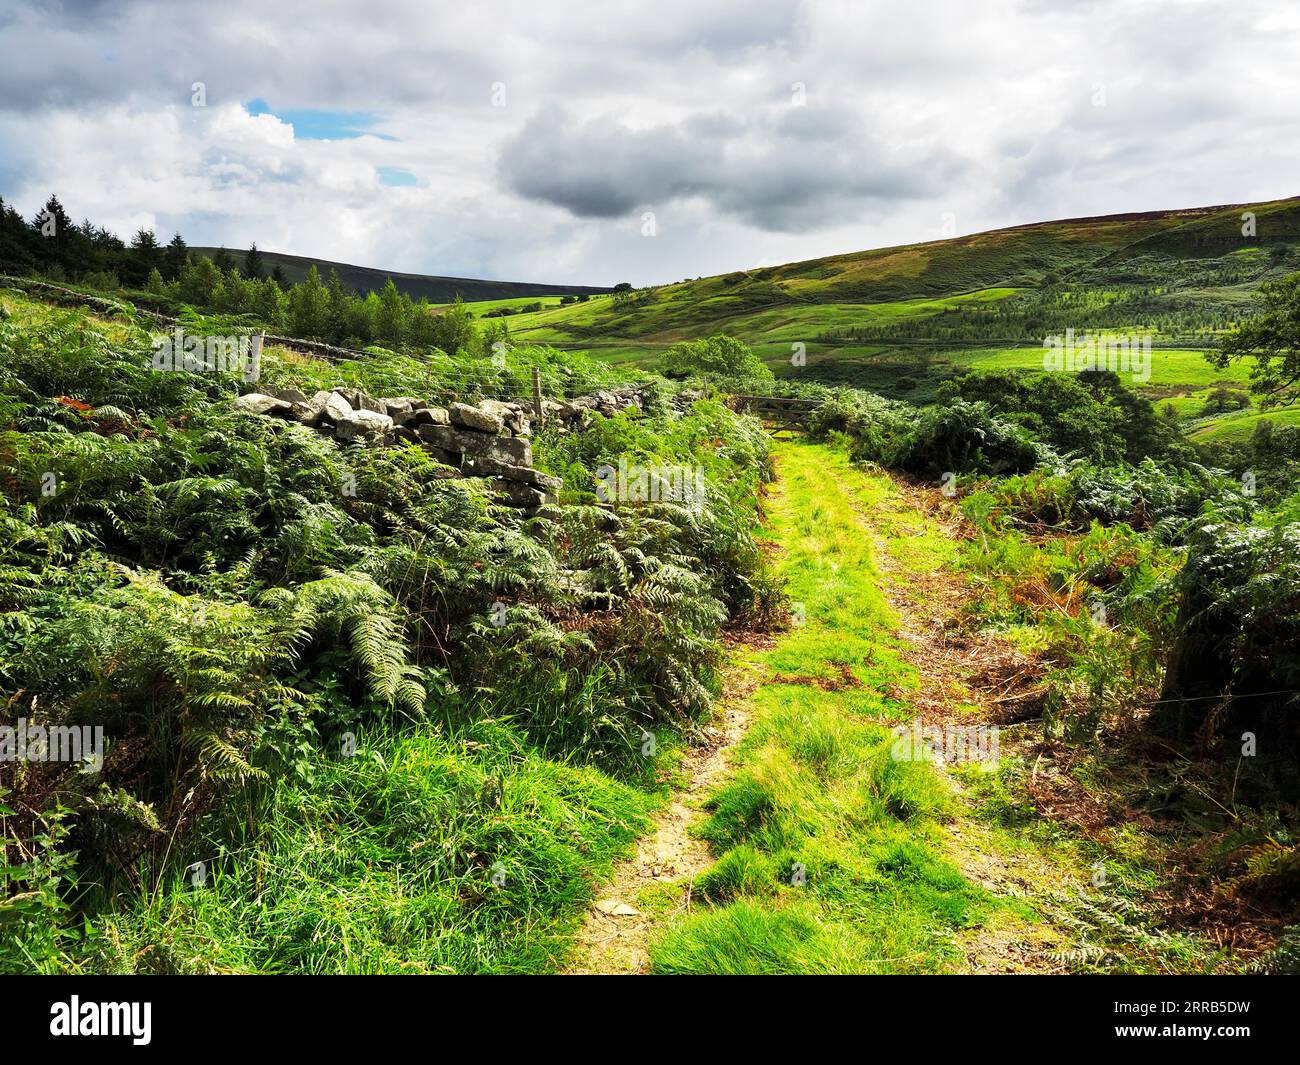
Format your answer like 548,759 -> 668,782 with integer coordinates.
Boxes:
532,366 -> 544,425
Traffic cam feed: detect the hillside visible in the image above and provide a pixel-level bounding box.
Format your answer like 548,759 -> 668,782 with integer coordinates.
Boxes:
191,246 -> 614,303
469,196 -> 1300,386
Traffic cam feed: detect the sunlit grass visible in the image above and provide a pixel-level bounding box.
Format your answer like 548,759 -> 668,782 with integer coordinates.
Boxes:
72,721 -> 659,974
955,345 -> 1250,389
649,440 -> 995,973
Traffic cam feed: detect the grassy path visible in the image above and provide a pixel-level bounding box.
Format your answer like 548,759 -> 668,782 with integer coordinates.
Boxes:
563,653 -> 756,974
567,438 -> 1087,974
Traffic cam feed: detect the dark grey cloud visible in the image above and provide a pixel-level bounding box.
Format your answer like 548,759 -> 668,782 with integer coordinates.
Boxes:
597,0 -> 802,57
499,106 -> 969,232
0,0 -> 496,112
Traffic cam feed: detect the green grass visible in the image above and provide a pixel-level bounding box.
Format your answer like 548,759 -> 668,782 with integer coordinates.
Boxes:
495,289 -> 1024,368
0,287 -> 140,342
648,439 -> 1240,974
695,288 -> 1023,345
953,345 -> 1251,390
648,440 -> 997,974
453,294 -> 571,317
1190,404 -> 1300,443
67,720 -> 661,974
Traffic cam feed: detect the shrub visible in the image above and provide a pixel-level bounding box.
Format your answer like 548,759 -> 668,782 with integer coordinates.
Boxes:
893,400 -> 1040,478
805,387 -> 911,464
1156,521 -> 1300,781
661,334 -> 773,383
946,369 -> 1189,464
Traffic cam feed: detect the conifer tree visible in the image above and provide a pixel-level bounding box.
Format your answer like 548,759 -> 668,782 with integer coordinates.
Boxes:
126,228 -> 163,287
243,243 -> 266,280
163,233 -> 189,281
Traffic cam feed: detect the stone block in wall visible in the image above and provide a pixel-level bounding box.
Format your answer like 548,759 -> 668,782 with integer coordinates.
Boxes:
291,390 -> 333,426
334,408 -> 393,441
479,400 -> 515,419
448,402 -> 504,433
382,397 -> 422,418
322,392 -> 353,423
422,445 -> 461,466
234,393 -> 293,417
396,405 -> 449,428
463,456 -> 561,490
417,424 -> 531,466
488,478 -> 547,509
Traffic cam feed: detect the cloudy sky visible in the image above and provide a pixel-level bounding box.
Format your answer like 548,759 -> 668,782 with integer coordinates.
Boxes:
1,0 -> 1297,286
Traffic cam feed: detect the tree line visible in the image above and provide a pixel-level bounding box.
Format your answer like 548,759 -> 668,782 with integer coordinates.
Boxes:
0,192 -> 491,356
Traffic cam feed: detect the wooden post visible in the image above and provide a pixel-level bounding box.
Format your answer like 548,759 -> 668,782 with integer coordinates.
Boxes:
532,366 -> 544,425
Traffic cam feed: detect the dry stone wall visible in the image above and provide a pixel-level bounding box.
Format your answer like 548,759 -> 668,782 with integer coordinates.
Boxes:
233,384 -> 652,509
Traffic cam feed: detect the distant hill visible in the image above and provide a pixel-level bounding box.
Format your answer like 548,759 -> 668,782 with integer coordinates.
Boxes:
190,247 -> 613,303
481,195 -> 1300,376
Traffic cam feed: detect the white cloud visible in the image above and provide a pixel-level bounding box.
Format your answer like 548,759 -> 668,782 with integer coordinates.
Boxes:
0,0 -> 1296,285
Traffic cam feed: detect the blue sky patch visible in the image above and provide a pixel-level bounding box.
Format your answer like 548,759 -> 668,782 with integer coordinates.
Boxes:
377,167 -> 419,187
245,99 -> 396,141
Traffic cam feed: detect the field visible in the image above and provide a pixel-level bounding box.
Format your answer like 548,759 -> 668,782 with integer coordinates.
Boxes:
460,294 -> 572,317
1189,404 -> 1300,443
951,345 -> 1245,389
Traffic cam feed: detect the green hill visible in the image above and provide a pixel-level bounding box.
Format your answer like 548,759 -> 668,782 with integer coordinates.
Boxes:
191,246 -> 613,303
468,196 -> 1300,395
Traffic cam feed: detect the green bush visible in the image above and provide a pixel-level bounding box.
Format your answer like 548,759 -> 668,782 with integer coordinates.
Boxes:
963,458 -> 1254,541
946,368 -> 1190,465
893,400 -> 1041,478
1157,521 -> 1300,783
660,334 -> 773,383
